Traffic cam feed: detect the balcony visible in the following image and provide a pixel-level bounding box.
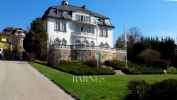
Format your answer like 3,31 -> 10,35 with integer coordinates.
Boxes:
51,44 -> 119,52
73,20 -> 96,26
73,15 -> 96,26
71,32 -> 96,39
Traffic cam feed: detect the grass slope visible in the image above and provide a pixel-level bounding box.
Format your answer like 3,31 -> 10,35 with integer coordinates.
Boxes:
30,62 -> 177,100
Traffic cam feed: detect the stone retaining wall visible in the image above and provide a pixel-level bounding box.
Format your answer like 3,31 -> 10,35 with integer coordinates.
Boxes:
48,48 -> 126,66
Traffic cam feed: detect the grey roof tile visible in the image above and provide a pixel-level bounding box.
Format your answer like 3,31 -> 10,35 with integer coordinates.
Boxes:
43,4 -> 109,19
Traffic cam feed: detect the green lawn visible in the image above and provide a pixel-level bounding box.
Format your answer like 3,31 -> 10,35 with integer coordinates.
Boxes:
30,62 -> 177,100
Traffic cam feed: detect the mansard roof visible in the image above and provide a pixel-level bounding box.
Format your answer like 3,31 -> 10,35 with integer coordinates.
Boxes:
43,4 -> 109,19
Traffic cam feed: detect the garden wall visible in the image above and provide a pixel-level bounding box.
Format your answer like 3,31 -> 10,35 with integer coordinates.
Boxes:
48,48 -> 126,66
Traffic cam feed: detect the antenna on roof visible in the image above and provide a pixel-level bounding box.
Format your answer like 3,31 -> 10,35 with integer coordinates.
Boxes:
61,0 -> 69,6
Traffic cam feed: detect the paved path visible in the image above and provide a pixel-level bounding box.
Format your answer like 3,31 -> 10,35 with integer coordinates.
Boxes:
0,61 -> 74,100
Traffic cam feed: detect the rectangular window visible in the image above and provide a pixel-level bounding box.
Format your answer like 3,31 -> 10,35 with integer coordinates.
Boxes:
55,20 -> 67,32
100,28 -> 108,37
87,26 -> 94,33
76,15 -> 91,23
80,26 -> 94,33
81,27 -> 84,32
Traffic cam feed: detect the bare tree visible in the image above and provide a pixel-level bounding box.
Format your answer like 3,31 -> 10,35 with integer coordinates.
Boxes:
115,27 -> 142,48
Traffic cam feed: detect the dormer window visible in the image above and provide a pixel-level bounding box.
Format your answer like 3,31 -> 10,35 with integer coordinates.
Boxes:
76,15 -> 91,23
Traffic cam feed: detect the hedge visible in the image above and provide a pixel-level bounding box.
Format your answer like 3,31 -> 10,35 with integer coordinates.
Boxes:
104,60 -> 163,74
52,61 -> 115,75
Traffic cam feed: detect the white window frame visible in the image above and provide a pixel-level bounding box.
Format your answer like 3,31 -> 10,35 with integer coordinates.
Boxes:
100,28 -> 108,37
55,20 -> 67,32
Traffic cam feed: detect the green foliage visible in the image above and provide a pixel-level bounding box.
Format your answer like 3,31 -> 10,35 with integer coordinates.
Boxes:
167,67 -> 177,74
127,36 -> 176,68
3,49 -> 12,60
105,60 -> 119,68
84,60 -> 100,67
126,80 -> 150,100
115,37 -> 125,49
53,61 -> 115,75
127,79 -> 177,100
147,79 -> 177,100
59,60 -> 72,65
105,60 -> 163,74
24,18 -> 48,60
137,49 -> 161,65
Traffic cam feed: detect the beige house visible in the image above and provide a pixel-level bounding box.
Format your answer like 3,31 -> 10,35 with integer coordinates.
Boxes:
0,27 -> 25,59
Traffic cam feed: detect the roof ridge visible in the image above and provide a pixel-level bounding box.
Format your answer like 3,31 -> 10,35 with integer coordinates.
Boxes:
49,4 -> 109,19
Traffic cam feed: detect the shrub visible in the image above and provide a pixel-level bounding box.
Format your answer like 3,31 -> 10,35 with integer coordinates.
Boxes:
126,80 -> 150,100
53,62 -> 115,75
104,60 -> 163,74
3,49 -> 12,60
23,52 -> 36,60
154,59 -> 170,69
104,60 -> 112,66
167,67 -> 177,74
59,60 -> 72,65
126,79 -> 177,100
0,54 -> 2,59
33,59 -> 47,65
84,60 -> 100,67
104,60 -> 120,68
140,66 -> 163,74
147,79 -> 177,100
137,49 -> 161,65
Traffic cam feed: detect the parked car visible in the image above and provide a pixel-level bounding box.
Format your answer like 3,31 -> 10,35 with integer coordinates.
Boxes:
0,48 -> 4,59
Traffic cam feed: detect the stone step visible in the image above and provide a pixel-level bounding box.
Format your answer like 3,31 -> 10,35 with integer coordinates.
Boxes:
114,70 -> 125,75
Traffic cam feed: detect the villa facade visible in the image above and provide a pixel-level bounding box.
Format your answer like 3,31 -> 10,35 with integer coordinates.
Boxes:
42,0 -> 126,65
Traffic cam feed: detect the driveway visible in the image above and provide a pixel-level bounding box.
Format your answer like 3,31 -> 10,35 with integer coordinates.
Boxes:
0,61 -> 74,100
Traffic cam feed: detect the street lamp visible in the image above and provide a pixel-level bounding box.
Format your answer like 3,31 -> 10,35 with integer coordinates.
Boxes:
124,26 -> 128,68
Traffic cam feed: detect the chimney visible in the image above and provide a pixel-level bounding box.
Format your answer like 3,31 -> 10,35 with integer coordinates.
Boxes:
82,5 -> 86,9
61,0 -> 69,6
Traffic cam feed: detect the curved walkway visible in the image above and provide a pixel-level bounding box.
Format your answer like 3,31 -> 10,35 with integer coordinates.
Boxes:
0,61 -> 74,100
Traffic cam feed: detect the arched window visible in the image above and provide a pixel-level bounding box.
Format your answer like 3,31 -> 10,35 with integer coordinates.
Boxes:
90,41 -> 95,47
75,40 -> 81,45
54,38 -> 61,46
84,40 -> 89,47
62,38 -> 67,46
100,42 -> 104,47
75,40 -> 81,48
105,43 -> 110,48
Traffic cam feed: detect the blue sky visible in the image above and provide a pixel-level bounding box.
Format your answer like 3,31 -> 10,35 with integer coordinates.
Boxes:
1,0 -> 177,43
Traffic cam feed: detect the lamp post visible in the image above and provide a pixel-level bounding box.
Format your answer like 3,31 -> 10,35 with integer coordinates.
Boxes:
124,26 -> 128,68
96,22 -> 100,68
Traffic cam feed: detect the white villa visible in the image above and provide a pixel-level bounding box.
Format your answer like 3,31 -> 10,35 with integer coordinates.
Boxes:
42,0 -> 126,64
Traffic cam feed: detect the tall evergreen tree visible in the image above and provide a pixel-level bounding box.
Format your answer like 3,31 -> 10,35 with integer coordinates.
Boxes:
24,18 -> 48,60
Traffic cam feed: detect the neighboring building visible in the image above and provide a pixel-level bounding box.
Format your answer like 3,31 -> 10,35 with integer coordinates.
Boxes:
0,27 -> 25,59
42,0 -> 126,65
0,32 -> 10,49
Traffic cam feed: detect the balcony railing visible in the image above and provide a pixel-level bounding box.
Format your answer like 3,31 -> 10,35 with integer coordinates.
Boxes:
71,32 -> 96,38
50,44 -> 125,53
73,18 -> 96,26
